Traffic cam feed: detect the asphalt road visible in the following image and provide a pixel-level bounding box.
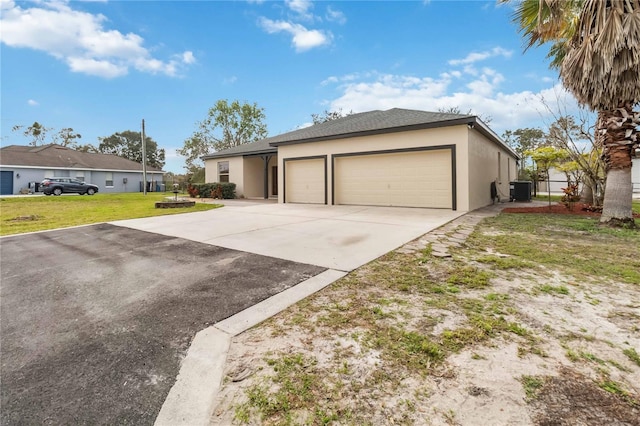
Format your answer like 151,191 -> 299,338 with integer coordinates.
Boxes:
0,224 -> 325,425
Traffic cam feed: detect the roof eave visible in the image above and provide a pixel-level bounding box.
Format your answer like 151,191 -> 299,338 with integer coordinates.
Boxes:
201,147 -> 277,160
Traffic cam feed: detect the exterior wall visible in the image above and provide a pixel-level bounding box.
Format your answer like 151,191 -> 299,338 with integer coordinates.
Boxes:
205,156 -> 245,195
243,156 -> 278,198
276,126 -> 470,210
91,171 -> 164,193
0,166 -> 162,194
538,168 -> 571,193
0,167 -> 47,194
467,128 -> 518,211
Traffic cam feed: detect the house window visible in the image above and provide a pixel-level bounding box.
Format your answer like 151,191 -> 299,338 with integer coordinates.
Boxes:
218,161 -> 229,183
76,172 -> 84,182
497,152 -> 502,183
45,170 -> 55,179
105,172 -> 113,187
507,158 -> 511,182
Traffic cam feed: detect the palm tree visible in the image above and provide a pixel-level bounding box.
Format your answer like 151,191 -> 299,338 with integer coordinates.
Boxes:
507,0 -> 640,226
560,0 -> 640,226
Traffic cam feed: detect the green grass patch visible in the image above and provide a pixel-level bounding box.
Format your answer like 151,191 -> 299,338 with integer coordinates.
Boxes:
0,193 -> 220,235
446,266 -> 492,289
521,375 -> 546,400
538,284 -> 570,295
598,379 -> 628,397
234,353 -> 358,425
476,254 -> 531,269
468,214 -> 640,285
533,195 -> 562,202
365,326 -> 444,372
623,348 -> 640,367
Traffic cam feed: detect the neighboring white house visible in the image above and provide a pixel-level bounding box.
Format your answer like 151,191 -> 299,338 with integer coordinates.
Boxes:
203,108 -> 519,212
0,144 -> 165,195
541,157 -> 640,194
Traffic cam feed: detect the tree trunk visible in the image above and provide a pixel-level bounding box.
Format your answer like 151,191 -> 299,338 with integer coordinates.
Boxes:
599,105 -> 638,227
580,181 -> 594,205
600,168 -> 634,226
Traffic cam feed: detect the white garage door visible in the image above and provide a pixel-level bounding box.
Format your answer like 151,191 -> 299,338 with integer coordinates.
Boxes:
285,158 -> 325,204
334,149 -> 452,208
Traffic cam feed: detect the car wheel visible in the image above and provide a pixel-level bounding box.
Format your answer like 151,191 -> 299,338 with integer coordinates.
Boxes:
53,188 -> 62,196
87,188 -> 95,195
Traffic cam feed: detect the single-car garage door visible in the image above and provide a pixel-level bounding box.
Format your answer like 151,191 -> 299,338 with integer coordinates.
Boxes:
284,157 -> 326,204
334,148 -> 453,208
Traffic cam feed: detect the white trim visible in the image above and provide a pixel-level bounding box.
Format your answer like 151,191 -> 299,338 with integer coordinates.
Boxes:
0,165 -> 165,173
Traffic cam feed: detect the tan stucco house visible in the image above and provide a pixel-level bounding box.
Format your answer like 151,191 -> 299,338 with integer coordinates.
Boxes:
203,108 -> 519,212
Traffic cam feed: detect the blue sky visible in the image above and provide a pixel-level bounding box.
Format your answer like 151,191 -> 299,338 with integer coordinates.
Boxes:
1,0 -> 582,173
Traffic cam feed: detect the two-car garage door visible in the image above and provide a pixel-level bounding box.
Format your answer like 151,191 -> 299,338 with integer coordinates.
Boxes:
334,149 -> 452,208
284,147 -> 454,209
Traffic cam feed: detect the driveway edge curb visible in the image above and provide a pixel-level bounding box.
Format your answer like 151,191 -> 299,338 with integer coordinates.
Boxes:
154,269 -> 346,426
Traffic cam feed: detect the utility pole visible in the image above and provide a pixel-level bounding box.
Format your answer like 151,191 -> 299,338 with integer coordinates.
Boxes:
141,119 -> 148,195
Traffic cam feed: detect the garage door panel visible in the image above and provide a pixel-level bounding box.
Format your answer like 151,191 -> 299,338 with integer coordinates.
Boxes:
334,149 -> 452,208
285,158 -> 325,204
0,171 -> 13,195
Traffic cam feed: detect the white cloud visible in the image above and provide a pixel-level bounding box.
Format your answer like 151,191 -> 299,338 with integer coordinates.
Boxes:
27,99 -> 39,106
322,69 -> 580,136
321,71 -> 374,86
68,56 -> 128,78
223,76 -> 238,84
326,6 -> 346,24
181,51 -> 196,64
448,47 -> 513,66
0,0 -> 194,78
258,17 -> 331,52
286,0 -> 314,20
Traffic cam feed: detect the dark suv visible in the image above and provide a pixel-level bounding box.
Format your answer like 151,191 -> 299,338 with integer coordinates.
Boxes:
41,177 -> 99,196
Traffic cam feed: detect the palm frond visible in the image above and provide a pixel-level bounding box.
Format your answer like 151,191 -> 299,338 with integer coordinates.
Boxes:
561,0 -> 640,110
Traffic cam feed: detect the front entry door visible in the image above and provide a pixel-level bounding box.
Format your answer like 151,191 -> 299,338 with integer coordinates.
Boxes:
272,166 -> 278,196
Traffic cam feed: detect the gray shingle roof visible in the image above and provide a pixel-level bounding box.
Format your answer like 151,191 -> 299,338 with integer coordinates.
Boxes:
202,108 -> 518,159
201,138 -> 276,160
0,144 -> 164,172
267,108 -> 474,146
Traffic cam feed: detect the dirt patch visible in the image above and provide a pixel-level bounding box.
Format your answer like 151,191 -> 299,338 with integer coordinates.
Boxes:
503,202 -> 640,218
527,368 -> 640,426
7,214 -> 41,221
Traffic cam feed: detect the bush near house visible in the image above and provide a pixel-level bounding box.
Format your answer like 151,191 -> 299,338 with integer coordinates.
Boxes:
187,182 -> 236,199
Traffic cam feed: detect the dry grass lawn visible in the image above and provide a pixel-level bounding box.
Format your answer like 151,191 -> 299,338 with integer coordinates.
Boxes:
210,211 -> 640,426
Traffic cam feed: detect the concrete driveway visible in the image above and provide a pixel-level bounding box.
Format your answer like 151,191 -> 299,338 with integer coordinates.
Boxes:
114,202 -> 464,272
0,224 -> 324,425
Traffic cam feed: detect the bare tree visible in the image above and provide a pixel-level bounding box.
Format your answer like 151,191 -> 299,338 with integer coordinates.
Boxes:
539,95 -> 606,205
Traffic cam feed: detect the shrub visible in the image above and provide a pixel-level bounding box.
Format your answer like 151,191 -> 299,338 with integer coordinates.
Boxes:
560,184 -> 580,210
187,182 -> 236,199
